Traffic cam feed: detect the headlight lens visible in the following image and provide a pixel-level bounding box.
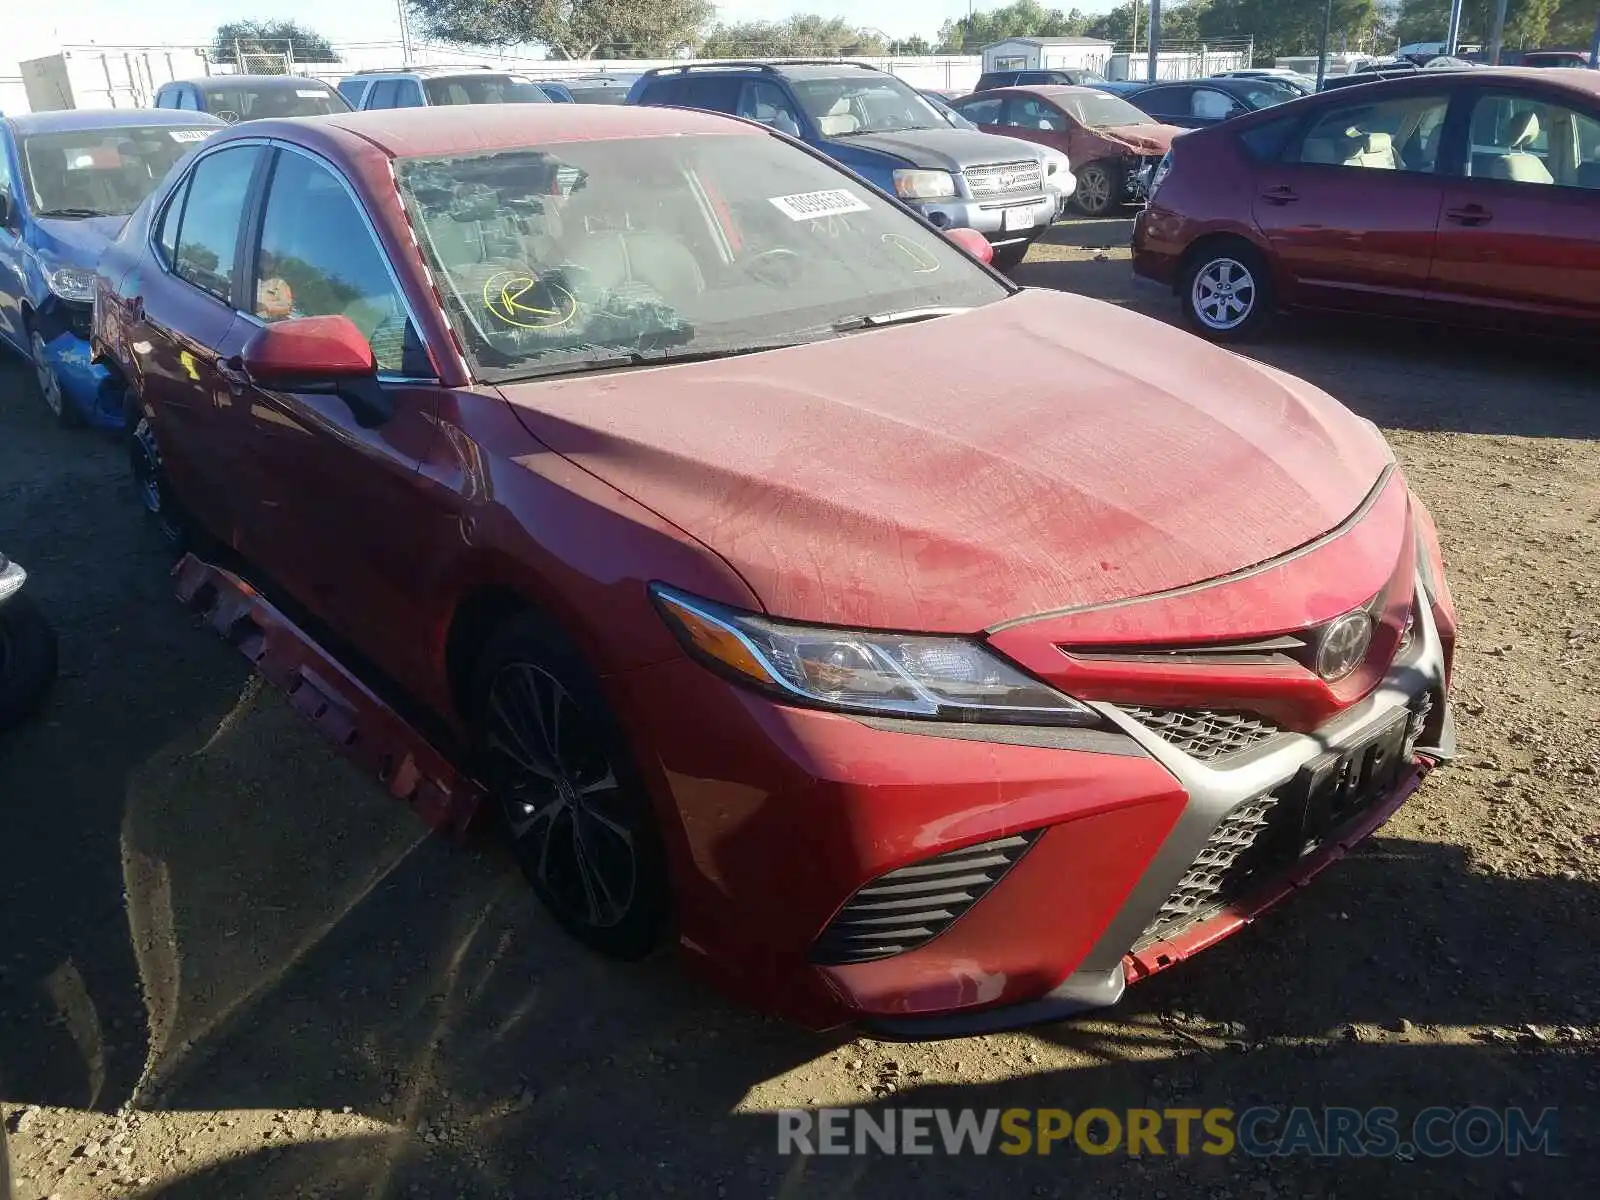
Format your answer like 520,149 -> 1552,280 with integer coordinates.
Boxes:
652,585 -> 1097,726
45,263 -> 97,303
1149,151 -> 1173,197
892,169 -> 958,201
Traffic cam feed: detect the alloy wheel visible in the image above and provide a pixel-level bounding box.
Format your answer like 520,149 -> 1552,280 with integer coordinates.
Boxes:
132,418 -> 165,516
1076,166 -> 1112,215
485,662 -> 638,930
30,331 -> 64,418
1190,257 -> 1257,331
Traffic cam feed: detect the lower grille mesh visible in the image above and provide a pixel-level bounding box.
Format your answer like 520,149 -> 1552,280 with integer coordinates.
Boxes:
811,831 -> 1041,965
1133,795 -> 1279,950
1123,706 -> 1284,760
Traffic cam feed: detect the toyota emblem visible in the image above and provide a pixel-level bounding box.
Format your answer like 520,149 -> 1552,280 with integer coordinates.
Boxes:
1316,610 -> 1374,681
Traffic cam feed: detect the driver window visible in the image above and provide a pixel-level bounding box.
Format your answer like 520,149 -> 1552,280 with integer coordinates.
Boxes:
738,81 -> 801,136
252,150 -> 420,375
1008,98 -> 1062,131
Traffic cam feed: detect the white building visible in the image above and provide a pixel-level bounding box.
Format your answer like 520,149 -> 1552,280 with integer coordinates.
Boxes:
980,37 -> 1116,76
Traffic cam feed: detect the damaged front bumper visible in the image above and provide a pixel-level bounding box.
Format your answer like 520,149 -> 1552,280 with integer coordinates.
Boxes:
35,301 -> 126,430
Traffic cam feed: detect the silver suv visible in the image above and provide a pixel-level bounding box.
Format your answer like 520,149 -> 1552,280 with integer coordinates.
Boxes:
339,65 -> 552,110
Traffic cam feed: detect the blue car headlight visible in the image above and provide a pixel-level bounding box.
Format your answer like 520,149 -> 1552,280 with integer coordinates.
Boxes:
35,250 -> 97,303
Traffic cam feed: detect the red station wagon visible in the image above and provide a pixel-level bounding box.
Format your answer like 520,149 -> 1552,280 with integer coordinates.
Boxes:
1134,68 -> 1600,339
95,105 -> 1456,1033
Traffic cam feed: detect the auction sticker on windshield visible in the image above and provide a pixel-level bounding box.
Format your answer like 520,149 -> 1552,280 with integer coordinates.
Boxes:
770,189 -> 871,221
169,130 -> 215,142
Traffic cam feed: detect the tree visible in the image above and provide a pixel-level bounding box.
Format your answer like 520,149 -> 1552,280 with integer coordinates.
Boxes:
212,19 -> 340,64
1199,0 -> 1379,61
887,35 -> 934,55
936,2 -> 1092,53
696,16 -> 888,58
1083,0 -> 1213,43
406,0 -> 713,60
1395,0 -> 1585,48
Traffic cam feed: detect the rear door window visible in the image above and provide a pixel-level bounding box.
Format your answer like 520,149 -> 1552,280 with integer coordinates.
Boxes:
366,80 -> 399,109
1296,93 -> 1449,173
172,145 -> 263,302
680,76 -> 743,113
393,80 -> 426,108
1136,86 -> 1191,118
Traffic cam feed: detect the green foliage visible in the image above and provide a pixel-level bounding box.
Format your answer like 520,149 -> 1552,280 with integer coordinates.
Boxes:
1198,0 -> 1380,61
696,16 -> 888,58
407,0 -> 714,59
1396,0 -> 1593,48
888,35 -> 934,55
212,19 -> 340,64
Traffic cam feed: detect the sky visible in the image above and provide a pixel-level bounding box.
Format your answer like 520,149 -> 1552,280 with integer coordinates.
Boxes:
8,0 -> 1122,66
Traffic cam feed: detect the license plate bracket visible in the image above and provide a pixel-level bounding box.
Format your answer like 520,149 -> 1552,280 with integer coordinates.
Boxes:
1283,708 -> 1411,853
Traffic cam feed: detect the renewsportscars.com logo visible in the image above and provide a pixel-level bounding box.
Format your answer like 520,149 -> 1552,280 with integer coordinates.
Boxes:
776,1106 -> 1560,1159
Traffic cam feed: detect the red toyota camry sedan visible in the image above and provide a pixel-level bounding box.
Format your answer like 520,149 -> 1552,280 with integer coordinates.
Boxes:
94,104 -> 1456,1034
1133,68 -> 1600,340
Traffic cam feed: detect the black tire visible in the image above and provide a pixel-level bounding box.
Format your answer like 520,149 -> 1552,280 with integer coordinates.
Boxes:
129,414 -> 200,555
0,593 -> 60,731
1179,240 -> 1274,342
469,612 -> 671,960
1072,162 -> 1122,217
28,324 -> 85,429
991,240 -> 1032,271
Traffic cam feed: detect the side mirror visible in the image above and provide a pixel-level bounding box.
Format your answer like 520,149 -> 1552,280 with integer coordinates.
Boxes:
0,190 -> 12,230
943,226 -> 995,266
240,315 -> 394,427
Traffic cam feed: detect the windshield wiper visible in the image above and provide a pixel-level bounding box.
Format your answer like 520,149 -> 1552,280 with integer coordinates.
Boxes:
831,307 -> 971,333
502,340 -> 813,382
35,207 -> 109,219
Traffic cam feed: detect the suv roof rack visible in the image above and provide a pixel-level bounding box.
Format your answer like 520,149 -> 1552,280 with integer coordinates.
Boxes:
640,59 -> 878,78
349,63 -> 499,76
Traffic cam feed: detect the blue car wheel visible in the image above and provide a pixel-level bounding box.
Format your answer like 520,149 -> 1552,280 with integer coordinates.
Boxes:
29,327 -> 83,429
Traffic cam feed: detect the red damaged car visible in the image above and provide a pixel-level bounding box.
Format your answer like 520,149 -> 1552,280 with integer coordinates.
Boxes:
94,104 -> 1456,1034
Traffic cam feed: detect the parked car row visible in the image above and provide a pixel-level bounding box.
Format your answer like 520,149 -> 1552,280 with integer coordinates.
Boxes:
0,83 -> 1462,1031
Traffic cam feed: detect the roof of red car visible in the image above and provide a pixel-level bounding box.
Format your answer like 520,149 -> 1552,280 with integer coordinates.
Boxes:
312,103 -> 757,157
980,84 -> 1108,98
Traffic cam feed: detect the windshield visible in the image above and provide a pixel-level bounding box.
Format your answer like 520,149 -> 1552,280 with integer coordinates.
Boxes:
425,75 -> 552,105
20,125 -> 218,218
395,133 -> 1007,383
202,85 -> 344,121
789,76 -> 947,135
1059,92 -> 1155,128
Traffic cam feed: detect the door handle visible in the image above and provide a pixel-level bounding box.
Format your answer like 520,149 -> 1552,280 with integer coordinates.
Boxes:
1445,204 -> 1491,226
1259,186 -> 1299,206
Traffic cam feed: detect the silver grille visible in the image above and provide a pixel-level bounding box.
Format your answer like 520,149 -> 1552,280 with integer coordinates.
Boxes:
810,832 -> 1040,965
963,160 -> 1044,198
1123,706 -> 1285,761
1134,795 -> 1279,949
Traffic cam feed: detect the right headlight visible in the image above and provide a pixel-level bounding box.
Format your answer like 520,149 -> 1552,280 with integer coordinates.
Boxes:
892,169 -> 958,201
1148,151 -> 1173,197
652,585 -> 1097,726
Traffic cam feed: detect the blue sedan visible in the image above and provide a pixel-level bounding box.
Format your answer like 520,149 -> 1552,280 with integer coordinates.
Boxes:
0,109 -> 224,428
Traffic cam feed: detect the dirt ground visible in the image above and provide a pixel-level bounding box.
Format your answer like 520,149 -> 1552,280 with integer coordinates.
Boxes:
1,217 -> 1597,1199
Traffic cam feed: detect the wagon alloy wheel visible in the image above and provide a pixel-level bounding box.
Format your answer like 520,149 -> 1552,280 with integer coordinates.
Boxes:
1074,164 -> 1114,215
486,662 -> 638,931
1191,257 -> 1258,331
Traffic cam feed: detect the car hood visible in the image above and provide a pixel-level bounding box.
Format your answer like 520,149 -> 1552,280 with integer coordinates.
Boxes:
826,125 -> 1044,170
498,289 -> 1392,632
30,215 -> 128,266
1092,122 -> 1183,154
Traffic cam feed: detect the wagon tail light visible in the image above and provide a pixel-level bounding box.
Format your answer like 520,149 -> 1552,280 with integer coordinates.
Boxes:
650,585 -> 1097,726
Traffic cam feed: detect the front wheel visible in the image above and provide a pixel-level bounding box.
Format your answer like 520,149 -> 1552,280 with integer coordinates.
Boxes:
1180,244 -> 1273,341
0,593 -> 59,731
30,327 -> 83,429
470,613 -> 671,960
1072,162 -> 1121,217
